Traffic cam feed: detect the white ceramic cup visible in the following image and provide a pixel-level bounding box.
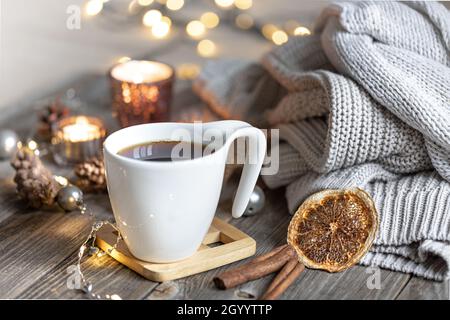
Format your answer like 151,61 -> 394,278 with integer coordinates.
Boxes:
103,120 -> 266,262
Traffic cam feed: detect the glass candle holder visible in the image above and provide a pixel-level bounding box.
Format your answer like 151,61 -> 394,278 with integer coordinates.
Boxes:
52,116 -> 106,165
110,60 -> 175,128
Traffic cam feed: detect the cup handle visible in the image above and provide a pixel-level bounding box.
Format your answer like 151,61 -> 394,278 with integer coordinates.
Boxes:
225,125 -> 267,218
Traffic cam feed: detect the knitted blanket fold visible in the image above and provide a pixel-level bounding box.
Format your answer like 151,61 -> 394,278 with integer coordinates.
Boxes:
193,1 -> 450,280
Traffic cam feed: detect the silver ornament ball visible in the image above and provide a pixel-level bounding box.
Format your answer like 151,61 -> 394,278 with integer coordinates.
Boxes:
243,185 -> 266,216
0,129 -> 19,160
57,185 -> 84,212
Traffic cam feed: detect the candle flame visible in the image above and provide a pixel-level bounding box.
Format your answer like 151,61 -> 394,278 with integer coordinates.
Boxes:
61,116 -> 103,143
75,116 -> 89,125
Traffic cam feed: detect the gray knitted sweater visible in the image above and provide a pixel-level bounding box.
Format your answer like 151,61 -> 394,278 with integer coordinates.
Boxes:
194,1 -> 450,280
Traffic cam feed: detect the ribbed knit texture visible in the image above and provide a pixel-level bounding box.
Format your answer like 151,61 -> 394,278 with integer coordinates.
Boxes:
193,1 -> 450,280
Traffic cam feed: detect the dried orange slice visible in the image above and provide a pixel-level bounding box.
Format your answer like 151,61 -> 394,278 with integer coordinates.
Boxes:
287,188 -> 378,272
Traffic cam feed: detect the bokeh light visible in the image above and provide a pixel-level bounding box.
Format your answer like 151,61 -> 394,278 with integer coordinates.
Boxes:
186,20 -> 206,38
272,30 -> 288,45
85,0 -> 104,16
197,39 -> 217,57
138,0 -> 154,6
262,24 -> 278,40
152,20 -> 171,38
177,63 -> 201,80
161,16 -> 172,27
200,12 -> 220,29
143,9 -> 162,27
166,0 -> 184,11
294,26 -> 311,36
234,0 -> 252,10
215,0 -> 234,8
117,56 -> 131,64
235,13 -> 253,29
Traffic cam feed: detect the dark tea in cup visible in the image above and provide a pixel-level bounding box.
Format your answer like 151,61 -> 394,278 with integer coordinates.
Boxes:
117,141 -> 211,162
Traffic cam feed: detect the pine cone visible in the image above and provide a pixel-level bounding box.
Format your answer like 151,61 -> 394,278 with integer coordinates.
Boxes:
37,102 -> 70,139
10,148 -> 60,208
74,158 -> 106,192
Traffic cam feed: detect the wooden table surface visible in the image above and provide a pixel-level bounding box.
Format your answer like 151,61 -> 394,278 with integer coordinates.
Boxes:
0,46 -> 448,300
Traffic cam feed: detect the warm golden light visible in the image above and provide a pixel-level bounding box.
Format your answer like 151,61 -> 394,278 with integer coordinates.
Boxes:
166,0 -> 184,10
62,117 -> 102,143
186,20 -> 206,38
200,12 -> 220,29
111,60 -> 173,84
152,20 -> 171,38
294,26 -> 311,36
117,56 -> 131,64
160,16 -> 172,27
262,24 -> 278,40
234,0 -> 252,10
138,0 -> 153,6
235,13 -> 253,29
215,0 -> 234,8
272,30 -> 288,45
197,39 -> 217,57
85,0 -> 104,16
177,63 -> 201,80
27,140 -> 38,151
143,9 -> 162,27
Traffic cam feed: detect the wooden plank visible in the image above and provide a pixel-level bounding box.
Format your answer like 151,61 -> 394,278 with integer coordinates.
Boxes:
18,250 -> 159,299
278,266 -> 410,300
9,194 -> 159,299
0,209 -> 92,298
396,277 -> 449,300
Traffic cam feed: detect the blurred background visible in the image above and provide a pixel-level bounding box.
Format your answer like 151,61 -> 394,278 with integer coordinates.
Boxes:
0,0 -> 328,111
0,0 -> 448,112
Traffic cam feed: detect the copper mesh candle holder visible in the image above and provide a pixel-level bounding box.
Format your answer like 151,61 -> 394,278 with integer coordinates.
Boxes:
52,116 -> 106,166
110,60 -> 175,128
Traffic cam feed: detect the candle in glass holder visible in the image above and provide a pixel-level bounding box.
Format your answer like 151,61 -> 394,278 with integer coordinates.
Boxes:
110,60 -> 174,128
52,116 -> 106,165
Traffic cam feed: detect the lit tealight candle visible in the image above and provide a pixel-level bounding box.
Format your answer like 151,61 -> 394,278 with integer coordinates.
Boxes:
62,116 -> 103,143
52,116 -> 106,165
110,60 -> 175,127
111,60 -> 173,84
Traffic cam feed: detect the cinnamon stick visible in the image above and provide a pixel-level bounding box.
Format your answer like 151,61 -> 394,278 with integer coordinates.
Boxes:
213,245 -> 295,290
250,244 -> 287,264
261,262 -> 305,300
264,257 -> 298,294
214,244 -> 286,280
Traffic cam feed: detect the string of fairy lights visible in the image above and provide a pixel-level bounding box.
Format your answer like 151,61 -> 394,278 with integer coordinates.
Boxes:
82,0 -> 312,78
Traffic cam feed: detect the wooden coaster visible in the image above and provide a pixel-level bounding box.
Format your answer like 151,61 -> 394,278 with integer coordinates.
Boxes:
96,218 -> 256,282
